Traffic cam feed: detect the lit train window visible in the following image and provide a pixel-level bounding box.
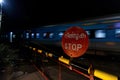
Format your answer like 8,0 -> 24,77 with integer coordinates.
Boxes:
49,33 -> 54,38
43,32 -> 53,39
43,32 -> 50,38
58,32 -> 64,37
31,33 -> 34,38
95,30 -> 106,38
43,33 -> 47,38
36,33 -> 40,38
115,29 -> 120,38
26,33 -> 29,39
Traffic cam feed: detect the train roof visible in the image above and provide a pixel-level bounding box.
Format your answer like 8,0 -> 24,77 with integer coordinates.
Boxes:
39,14 -> 120,28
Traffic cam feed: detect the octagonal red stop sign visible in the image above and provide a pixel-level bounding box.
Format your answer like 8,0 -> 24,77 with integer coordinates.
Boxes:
62,26 -> 89,58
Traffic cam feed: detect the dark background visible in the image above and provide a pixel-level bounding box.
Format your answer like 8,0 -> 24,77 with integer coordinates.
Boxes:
2,0 -> 120,31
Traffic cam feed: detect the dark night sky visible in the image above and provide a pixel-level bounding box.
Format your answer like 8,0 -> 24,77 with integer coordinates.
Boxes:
2,0 -> 120,31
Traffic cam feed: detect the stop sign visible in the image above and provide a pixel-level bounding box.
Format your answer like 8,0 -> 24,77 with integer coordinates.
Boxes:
62,26 -> 89,58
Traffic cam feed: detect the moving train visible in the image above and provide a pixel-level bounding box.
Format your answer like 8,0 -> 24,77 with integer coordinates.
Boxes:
1,14 -> 120,57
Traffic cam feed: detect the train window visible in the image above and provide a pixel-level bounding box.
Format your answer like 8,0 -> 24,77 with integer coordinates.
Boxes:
43,33 -> 47,38
58,32 -> 64,37
36,33 -> 40,38
31,33 -> 35,38
26,33 -> 29,39
43,32 -> 54,39
95,30 -> 106,38
43,32 -> 50,38
115,29 -> 120,38
49,33 -> 54,38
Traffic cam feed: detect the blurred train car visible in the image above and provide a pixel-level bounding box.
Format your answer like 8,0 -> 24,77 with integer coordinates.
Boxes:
1,15 -> 120,58
22,15 -> 120,58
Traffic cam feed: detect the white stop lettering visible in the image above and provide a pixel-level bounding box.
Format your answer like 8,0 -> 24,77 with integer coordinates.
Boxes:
65,43 -> 82,51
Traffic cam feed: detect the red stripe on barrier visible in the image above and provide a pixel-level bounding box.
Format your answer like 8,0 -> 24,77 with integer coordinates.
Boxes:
32,63 -> 49,80
72,68 -> 90,79
61,62 -> 90,79
49,57 -> 90,79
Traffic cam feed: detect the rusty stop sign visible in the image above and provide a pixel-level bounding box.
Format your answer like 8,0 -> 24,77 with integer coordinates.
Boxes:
62,26 -> 89,58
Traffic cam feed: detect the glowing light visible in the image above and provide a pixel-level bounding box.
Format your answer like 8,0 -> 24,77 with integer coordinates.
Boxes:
36,33 -> 40,38
49,33 -> 54,38
95,30 -> 106,38
31,33 -> 34,38
0,0 -> 3,3
26,33 -> 29,39
58,32 -> 64,37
